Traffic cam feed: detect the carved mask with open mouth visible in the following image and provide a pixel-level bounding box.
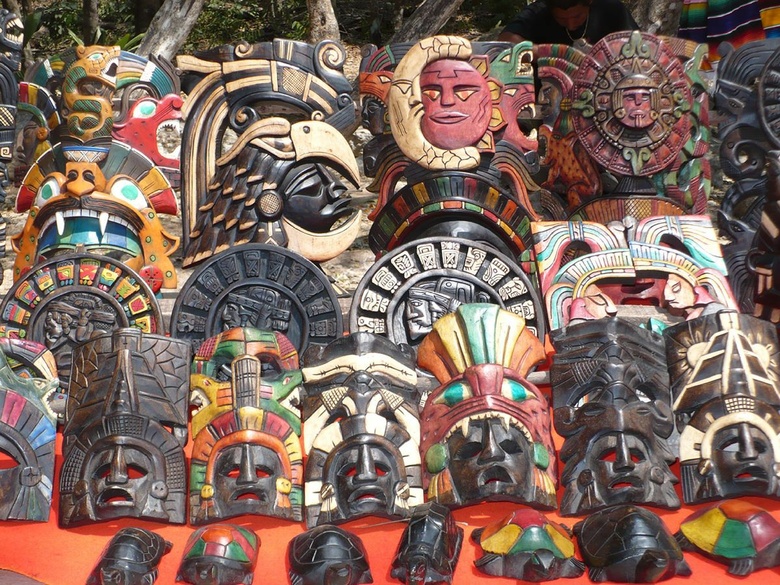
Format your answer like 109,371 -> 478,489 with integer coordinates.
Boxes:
418,304 -> 556,509
302,332 -> 423,526
189,328 -> 303,523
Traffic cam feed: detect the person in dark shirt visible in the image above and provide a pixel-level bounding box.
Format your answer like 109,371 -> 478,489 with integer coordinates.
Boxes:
498,0 -> 638,46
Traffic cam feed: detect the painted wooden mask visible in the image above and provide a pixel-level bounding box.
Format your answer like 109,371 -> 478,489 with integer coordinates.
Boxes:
667,311 -> 780,503
418,304 -> 556,509
189,328 -> 303,524
301,332 -> 423,527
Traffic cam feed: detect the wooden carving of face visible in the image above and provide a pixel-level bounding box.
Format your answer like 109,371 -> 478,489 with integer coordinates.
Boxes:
420,59 -> 492,150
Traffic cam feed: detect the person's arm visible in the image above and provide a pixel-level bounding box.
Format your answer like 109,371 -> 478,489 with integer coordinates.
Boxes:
498,30 -> 526,43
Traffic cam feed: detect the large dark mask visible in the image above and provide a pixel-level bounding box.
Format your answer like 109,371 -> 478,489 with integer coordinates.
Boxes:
88,527 -> 172,585
190,327 -> 303,524
666,311 -> 780,503
0,345 -> 58,521
59,328 -> 190,527
177,524 -> 259,585
551,319 -> 679,515
417,304 -> 556,509
302,332 -> 423,526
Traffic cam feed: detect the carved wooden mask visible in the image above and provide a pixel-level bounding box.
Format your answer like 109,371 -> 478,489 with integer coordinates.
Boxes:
667,312 -> 780,503
418,304 -> 556,510
551,318 -> 679,515
301,332 -> 423,527
189,328 -> 303,524
59,328 -> 190,527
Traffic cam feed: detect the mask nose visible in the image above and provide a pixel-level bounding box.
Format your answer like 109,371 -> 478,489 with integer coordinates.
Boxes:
477,422 -> 505,464
106,446 -> 128,485
237,444 -> 258,485
736,423 -> 759,461
613,435 -> 636,472
354,443 -> 378,482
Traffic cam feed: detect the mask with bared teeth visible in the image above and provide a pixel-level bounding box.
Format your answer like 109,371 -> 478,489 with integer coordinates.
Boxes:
418,303 -> 556,509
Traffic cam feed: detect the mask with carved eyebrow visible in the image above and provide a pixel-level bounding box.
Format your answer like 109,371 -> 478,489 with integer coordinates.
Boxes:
301,332 -> 423,527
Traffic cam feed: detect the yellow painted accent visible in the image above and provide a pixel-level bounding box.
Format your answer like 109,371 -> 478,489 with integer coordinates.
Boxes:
547,524 -> 575,558
479,524 -> 522,554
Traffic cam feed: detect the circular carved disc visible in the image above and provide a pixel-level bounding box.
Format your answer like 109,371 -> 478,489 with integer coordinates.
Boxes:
349,237 -> 545,346
0,253 -> 164,388
171,244 -> 343,353
759,47 -> 780,147
572,32 -> 691,176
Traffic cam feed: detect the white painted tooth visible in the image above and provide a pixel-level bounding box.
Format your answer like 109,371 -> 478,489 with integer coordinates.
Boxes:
458,418 -> 470,437
99,211 -> 109,237
55,211 -> 65,236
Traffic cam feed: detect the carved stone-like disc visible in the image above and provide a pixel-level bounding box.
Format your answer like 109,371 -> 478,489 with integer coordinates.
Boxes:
350,237 -> 544,346
0,252 -> 164,389
572,32 -> 691,177
758,46 -> 780,148
171,244 -> 343,352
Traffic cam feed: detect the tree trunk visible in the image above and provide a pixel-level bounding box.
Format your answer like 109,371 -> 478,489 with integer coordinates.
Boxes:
82,0 -> 99,43
390,0 -> 466,43
307,0 -> 340,43
136,0 -> 207,60
134,0 -> 162,35
627,0 -> 680,36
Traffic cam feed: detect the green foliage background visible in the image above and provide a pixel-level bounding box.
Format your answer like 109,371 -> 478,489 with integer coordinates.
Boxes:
28,0 -> 529,58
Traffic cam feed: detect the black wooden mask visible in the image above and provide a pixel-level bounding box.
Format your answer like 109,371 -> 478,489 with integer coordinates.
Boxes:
551,319 -> 679,515
59,328 -> 190,527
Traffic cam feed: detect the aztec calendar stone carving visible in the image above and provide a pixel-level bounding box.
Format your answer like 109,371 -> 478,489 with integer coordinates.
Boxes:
349,237 -> 544,346
0,252 -> 164,389
171,243 -> 343,352
758,46 -> 780,148
571,31 -> 692,177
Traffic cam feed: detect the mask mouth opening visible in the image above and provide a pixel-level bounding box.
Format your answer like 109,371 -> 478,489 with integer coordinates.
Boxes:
97,488 -> 134,507
608,477 -> 642,490
478,466 -> 514,487
347,486 -> 387,507
233,490 -> 267,503
734,466 -> 769,482
38,211 -> 143,261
